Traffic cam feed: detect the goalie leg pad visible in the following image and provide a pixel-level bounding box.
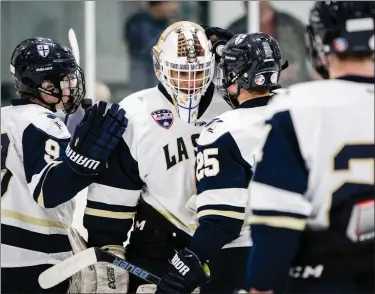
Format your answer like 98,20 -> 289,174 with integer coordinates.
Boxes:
95,245 -> 129,293
67,228 -> 97,293
67,228 -> 129,293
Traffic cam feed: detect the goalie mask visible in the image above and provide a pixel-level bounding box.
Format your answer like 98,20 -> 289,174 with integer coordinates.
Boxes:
10,37 -> 86,114
153,21 -> 215,123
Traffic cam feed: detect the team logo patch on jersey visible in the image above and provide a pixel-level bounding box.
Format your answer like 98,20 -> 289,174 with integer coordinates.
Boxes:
151,109 -> 174,129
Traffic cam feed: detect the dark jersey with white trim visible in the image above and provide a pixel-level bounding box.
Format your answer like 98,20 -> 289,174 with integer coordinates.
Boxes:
1,100 -> 74,267
188,96 -> 273,261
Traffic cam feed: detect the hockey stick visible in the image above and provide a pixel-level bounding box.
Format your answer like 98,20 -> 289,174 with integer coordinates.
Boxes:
38,247 -> 161,289
64,28 -> 80,125
64,28 -> 93,126
69,28 -> 80,66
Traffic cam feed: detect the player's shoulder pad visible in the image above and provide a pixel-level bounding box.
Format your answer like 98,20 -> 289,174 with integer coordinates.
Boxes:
198,110 -> 237,146
119,87 -> 157,120
269,79 -> 345,112
26,105 -> 70,139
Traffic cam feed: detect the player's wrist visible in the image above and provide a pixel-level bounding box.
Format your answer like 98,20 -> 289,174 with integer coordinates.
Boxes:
65,144 -> 104,175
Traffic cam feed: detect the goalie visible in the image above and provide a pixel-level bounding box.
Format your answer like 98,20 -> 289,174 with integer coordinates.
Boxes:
67,21 -> 236,293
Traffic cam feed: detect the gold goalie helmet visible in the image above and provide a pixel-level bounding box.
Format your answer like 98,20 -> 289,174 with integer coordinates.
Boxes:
153,21 -> 215,123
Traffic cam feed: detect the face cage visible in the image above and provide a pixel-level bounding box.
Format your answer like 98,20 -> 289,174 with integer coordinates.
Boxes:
216,55 -> 257,109
305,26 -> 330,79
158,57 -> 215,106
216,74 -> 242,109
37,66 -> 86,114
215,61 -> 241,109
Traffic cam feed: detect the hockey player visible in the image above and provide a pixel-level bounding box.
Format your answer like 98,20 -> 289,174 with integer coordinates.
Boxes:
156,32 -> 288,294
66,21 -> 235,293
245,1 -> 375,293
1,37 -> 126,293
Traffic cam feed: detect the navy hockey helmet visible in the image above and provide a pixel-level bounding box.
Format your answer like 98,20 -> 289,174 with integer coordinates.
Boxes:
306,1 -> 375,79
217,32 -> 288,108
10,37 -> 86,114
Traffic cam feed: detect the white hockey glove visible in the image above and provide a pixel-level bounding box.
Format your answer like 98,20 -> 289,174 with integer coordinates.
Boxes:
67,228 -> 129,293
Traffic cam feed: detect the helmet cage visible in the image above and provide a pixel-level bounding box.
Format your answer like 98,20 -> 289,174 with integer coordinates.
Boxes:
154,46 -> 215,108
152,21 -> 215,122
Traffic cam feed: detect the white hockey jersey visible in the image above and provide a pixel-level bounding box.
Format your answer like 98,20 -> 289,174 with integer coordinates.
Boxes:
190,96 -> 272,255
249,76 -> 374,274
1,100 -> 74,267
83,83 -> 231,244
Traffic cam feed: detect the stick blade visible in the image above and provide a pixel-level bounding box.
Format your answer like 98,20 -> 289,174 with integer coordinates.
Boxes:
68,28 -> 80,66
38,247 -> 97,289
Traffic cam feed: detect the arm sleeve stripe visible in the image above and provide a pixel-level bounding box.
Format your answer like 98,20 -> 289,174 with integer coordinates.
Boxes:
197,204 -> 245,213
84,208 -> 135,220
198,209 -> 245,220
86,200 -> 137,213
248,215 -> 307,231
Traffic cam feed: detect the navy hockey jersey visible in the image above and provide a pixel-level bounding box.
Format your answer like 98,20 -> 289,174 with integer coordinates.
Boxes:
188,96 -> 272,261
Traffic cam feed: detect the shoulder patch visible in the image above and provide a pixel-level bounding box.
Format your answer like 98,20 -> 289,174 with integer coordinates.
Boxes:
151,109 -> 174,129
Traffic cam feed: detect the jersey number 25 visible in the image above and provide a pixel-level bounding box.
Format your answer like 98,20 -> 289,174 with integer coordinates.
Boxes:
196,148 -> 220,181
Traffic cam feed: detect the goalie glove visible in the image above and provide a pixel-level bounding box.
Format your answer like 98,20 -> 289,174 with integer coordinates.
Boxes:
203,26 -> 234,64
66,101 -> 127,175
67,228 -> 129,293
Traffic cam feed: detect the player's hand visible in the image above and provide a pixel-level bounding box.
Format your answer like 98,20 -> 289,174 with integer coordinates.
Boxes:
155,248 -> 209,294
66,101 -> 127,175
204,26 -> 234,64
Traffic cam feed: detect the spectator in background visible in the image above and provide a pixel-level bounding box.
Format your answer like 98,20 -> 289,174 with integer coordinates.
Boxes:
95,82 -> 112,104
124,1 -> 179,92
228,0 -> 321,87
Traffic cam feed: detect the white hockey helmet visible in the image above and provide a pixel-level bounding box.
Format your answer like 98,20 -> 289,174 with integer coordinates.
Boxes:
153,21 -> 215,123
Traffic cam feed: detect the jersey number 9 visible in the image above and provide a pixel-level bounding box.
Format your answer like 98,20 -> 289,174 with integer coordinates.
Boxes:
44,139 -> 60,163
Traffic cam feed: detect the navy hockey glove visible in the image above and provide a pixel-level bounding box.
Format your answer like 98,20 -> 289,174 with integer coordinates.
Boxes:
156,249 -> 210,294
203,26 -> 234,64
66,101 -> 127,175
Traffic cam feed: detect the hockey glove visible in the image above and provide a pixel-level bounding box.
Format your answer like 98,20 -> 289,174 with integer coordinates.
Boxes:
155,249 -> 210,294
66,101 -> 127,175
204,26 -> 234,64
